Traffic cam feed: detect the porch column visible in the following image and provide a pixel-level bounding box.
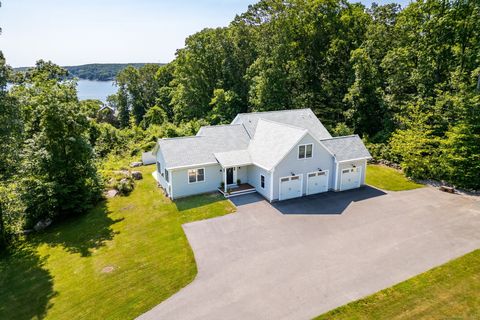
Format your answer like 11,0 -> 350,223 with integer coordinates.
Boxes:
224,167 -> 227,193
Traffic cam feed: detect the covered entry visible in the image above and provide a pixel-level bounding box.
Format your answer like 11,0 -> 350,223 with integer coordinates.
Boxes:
279,175 -> 302,201
307,170 -> 329,195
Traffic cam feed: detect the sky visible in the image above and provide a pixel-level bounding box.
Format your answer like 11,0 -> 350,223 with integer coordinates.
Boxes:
1,0 -> 410,68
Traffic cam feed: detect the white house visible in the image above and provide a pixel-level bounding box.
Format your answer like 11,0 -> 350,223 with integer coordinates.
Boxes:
152,109 -> 372,201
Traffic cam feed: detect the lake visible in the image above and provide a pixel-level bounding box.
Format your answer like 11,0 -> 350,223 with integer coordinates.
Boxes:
7,79 -> 118,102
77,80 -> 117,102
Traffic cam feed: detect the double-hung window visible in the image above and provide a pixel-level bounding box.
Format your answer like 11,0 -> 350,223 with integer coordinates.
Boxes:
165,169 -> 169,182
188,168 -> 205,183
260,175 -> 265,189
298,144 -> 313,159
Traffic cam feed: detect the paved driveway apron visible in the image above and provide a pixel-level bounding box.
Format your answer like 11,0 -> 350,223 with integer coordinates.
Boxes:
138,187 -> 480,320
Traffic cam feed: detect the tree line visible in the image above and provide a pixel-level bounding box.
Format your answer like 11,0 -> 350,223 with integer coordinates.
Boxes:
1,0 -> 479,251
109,0 -> 479,189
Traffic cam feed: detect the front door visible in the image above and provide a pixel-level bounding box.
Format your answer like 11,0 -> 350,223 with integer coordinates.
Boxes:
226,167 -> 234,185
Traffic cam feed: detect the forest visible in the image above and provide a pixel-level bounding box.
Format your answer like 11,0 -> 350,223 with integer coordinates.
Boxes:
1,0 -> 479,250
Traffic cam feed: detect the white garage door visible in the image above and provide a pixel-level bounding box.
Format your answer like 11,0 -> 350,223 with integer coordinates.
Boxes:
279,175 -> 302,201
340,167 -> 362,191
307,170 -> 329,195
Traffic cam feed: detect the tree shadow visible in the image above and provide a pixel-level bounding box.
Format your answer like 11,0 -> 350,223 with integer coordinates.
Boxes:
174,192 -> 225,212
30,201 -> 123,257
0,247 -> 56,320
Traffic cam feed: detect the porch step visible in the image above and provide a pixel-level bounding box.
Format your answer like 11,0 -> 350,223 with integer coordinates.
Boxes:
218,187 -> 256,198
225,189 -> 257,198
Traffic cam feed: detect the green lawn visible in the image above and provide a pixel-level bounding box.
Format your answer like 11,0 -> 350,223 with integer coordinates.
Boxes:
315,249 -> 480,320
366,164 -> 424,191
0,166 -> 235,320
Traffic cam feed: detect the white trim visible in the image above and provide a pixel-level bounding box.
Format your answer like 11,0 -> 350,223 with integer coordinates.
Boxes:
334,160 -> 339,190
187,167 -> 206,184
278,174 -> 303,201
270,168 -> 275,202
218,162 -> 253,169
337,157 -> 372,163
306,170 -> 329,195
167,162 -> 218,171
339,166 -> 362,191
297,143 -> 314,160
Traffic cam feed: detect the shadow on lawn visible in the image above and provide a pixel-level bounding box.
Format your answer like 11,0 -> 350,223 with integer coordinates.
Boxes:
31,201 -> 123,257
0,247 -> 56,320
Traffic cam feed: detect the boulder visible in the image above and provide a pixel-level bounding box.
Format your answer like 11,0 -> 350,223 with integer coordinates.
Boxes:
34,218 -> 52,232
131,171 -> 143,180
105,189 -> 119,198
439,186 -> 455,193
130,161 -> 143,168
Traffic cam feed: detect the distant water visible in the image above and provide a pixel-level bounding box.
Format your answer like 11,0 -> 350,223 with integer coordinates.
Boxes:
7,80 -> 118,102
77,80 -> 117,102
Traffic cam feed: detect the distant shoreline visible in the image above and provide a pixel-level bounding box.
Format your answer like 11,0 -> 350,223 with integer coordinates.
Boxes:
14,62 -> 165,81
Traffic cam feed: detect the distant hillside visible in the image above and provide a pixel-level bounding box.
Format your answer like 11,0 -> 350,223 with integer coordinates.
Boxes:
14,63 -> 164,81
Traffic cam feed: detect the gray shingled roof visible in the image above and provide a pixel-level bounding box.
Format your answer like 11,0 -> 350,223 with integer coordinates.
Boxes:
232,108 -> 331,141
158,124 -> 250,169
320,135 -> 372,162
214,150 -> 252,167
248,119 -> 307,170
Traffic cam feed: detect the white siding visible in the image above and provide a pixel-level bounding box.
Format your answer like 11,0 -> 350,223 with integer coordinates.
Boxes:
155,149 -> 170,192
171,164 -> 223,199
236,166 -> 248,184
248,165 -> 272,201
273,134 -> 335,200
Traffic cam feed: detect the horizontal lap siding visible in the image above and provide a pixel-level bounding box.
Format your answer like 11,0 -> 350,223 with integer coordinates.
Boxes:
171,164 -> 223,199
273,134 -> 335,200
248,165 -> 271,201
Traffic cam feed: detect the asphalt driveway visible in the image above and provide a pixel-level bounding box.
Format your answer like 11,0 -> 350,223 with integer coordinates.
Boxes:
138,187 -> 480,320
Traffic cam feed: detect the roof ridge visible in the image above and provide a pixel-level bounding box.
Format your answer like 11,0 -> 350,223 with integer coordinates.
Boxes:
159,135 -> 203,141
237,108 -> 312,116
256,118 -> 308,132
321,134 -> 359,141
199,123 -> 244,129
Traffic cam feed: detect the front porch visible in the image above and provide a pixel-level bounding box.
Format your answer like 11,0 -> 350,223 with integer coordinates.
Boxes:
218,183 -> 256,198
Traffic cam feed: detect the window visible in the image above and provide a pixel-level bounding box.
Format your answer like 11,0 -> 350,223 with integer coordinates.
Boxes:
281,177 -> 289,182
291,176 -> 300,180
298,144 -> 313,159
260,175 -> 265,189
165,169 -> 169,182
188,168 -> 205,183
342,169 -> 350,174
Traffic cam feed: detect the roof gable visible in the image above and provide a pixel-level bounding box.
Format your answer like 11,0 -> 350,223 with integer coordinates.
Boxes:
248,119 -> 307,170
232,108 -> 332,141
321,135 -> 372,161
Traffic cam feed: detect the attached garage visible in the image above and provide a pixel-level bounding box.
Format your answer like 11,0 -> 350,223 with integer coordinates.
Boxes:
279,175 -> 303,201
306,170 -> 329,195
340,167 -> 362,191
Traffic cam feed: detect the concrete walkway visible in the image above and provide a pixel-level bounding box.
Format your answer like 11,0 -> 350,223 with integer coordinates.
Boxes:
138,187 -> 480,320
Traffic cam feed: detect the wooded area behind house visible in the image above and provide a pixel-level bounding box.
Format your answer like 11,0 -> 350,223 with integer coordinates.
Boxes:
1,0 -> 479,250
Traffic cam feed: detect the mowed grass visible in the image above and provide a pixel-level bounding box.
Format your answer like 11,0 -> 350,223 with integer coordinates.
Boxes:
315,249 -> 480,320
366,164 -> 423,191
0,166 -> 235,320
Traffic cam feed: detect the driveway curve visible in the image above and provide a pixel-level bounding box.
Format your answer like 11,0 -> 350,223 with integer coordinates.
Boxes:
138,187 -> 480,320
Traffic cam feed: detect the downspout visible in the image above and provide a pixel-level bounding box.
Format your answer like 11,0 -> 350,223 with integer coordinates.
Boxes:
270,167 -> 275,202
334,159 -> 339,191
